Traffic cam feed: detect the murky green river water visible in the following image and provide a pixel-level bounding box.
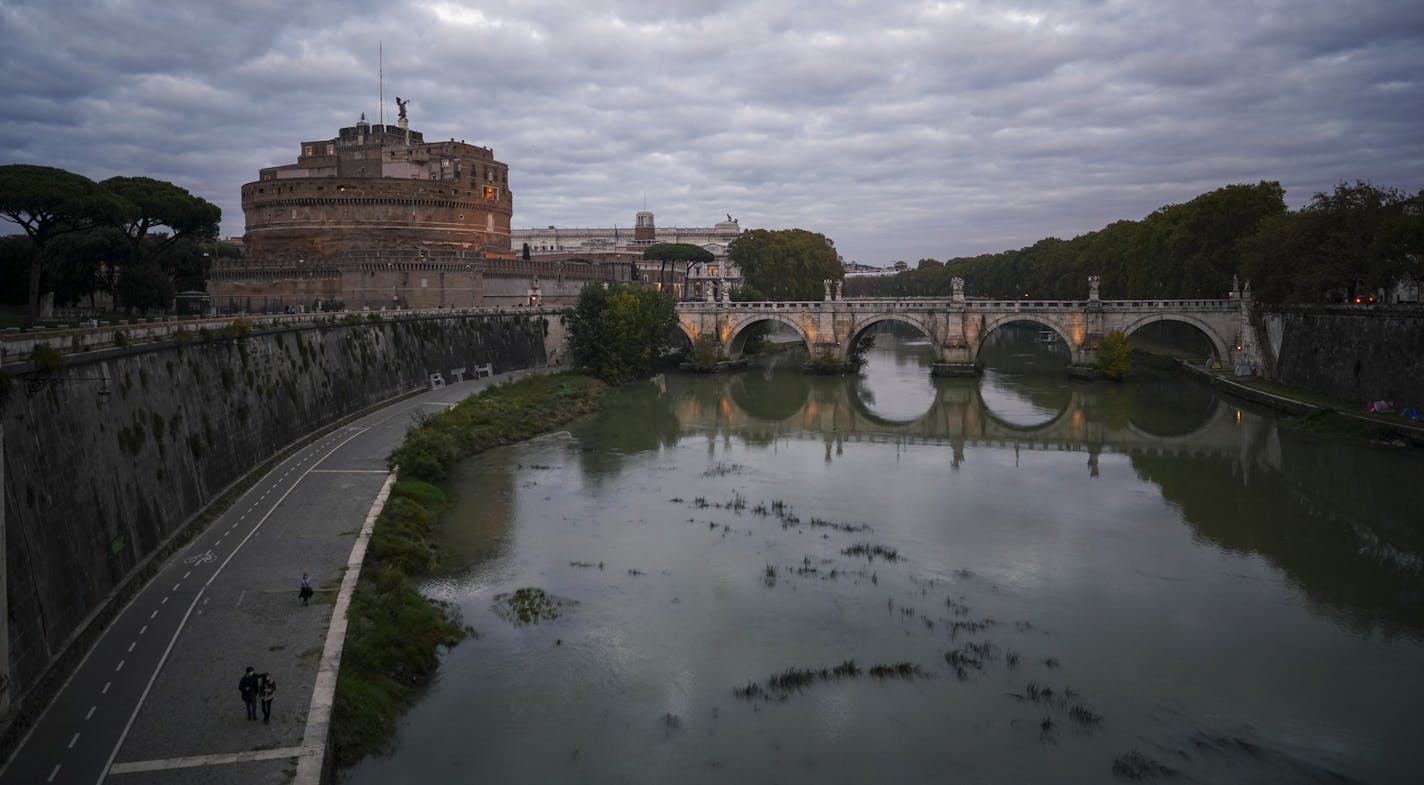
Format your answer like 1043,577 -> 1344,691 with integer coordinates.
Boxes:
345,328 -> 1424,784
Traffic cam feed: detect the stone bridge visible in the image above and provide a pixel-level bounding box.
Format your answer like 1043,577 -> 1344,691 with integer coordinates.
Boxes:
676,277 -> 1258,370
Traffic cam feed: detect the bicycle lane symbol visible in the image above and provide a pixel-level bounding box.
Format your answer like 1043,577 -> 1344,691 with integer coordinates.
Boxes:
183,549 -> 216,566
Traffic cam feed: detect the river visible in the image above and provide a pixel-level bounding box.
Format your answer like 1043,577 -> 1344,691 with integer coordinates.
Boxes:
344,326 -> 1424,785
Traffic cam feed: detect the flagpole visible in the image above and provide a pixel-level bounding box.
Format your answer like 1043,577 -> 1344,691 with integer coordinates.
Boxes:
379,41 -> 384,127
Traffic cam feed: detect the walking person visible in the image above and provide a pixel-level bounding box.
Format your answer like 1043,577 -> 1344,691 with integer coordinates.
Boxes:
238,666 -> 258,721
299,571 -> 314,605
258,673 -> 277,724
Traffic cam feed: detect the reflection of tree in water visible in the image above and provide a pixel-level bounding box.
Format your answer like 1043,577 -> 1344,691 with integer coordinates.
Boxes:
1132,435 -> 1424,639
570,379 -> 682,478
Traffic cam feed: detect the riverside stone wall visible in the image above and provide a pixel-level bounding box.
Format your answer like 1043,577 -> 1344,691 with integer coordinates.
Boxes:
0,311 -> 557,727
1263,307 -> 1424,409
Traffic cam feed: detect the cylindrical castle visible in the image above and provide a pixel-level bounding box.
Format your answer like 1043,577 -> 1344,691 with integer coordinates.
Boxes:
240,116 -> 513,261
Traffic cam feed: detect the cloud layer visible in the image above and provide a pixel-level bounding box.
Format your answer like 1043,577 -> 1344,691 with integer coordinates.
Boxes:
2,0 -> 1421,264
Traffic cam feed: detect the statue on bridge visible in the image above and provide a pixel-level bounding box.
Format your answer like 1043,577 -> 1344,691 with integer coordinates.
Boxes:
823,279 -> 832,302
835,280 -> 843,301
951,277 -> 965,303
1088,275 -> 1101,302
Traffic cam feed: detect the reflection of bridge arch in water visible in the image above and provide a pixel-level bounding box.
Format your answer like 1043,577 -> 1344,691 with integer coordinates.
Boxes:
973,383 -> 1074,433
666,371 -> 1262,463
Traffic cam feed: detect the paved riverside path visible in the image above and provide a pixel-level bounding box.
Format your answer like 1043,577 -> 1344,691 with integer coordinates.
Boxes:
0,370 -> 533,785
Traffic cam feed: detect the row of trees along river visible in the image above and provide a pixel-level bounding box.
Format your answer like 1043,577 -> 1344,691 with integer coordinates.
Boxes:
845,181 -> 1422,304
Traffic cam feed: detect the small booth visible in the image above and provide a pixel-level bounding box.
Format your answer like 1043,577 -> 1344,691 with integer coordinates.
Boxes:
174,290 -> 212,316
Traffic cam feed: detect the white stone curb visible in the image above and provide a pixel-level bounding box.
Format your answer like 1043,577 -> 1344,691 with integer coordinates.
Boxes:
294,471 -> 397,785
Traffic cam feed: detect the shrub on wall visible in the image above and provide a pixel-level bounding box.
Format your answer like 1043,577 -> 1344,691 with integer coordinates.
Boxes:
31,343 -> 63,372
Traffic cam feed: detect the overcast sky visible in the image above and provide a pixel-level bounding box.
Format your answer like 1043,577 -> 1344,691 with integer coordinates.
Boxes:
2,0 -> 1421,265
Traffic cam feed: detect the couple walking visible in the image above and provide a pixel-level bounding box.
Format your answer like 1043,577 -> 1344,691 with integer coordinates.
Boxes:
238,666 -> 277,723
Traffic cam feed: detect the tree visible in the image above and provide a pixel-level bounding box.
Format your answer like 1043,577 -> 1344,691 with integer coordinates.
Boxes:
642,242 -> 714,298
115,260 -> 175,312
0,235 -> 35,306
0,164 -> 131,323
563,282 -> 678,383
101,176 -> 220,270
1096,331 -> 1133,380
1241,181 -> 1419,303
728,228 -> 842,301
43,225 -> 130,308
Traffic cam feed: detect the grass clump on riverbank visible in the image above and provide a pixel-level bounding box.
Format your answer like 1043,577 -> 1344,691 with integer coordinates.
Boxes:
333,373 -> 607,767
389,373 -> 608,482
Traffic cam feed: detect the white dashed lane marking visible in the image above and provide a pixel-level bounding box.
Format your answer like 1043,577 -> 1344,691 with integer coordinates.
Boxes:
139,625 -> 147,635
115,660 -> 124,672
127,642 -> 135,653
102,682 -> 111,694
86,706 -> 96,720
67,733 -> 79,749
47,763 -> 60,782
149,611 -> 158,620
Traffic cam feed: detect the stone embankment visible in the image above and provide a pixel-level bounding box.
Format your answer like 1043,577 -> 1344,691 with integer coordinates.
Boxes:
0,309 -> 563,747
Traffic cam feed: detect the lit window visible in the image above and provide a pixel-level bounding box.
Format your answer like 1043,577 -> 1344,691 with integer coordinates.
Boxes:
708,265 -> 718,276
483,187 -> 496,200
303,146 -> 312,156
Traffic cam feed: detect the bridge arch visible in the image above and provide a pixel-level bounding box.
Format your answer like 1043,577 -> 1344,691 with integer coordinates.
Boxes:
974,314 -> 1078,363
847,314 -> 936,350
725,314 -> 813,358
1118,313 -> 1231,363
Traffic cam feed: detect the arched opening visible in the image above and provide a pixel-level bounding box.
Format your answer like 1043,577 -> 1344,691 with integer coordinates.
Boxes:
971,319 -> 1075,428
668,324 -> 694,355
1124,318 -> 1222,364
974,319 -> 1074,372
727,317 -> 809,360
847,318 -> 938,422
1122,313 -> 1236,364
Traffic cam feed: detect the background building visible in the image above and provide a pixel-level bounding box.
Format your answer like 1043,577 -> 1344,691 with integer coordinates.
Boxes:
513,211 -> 746,299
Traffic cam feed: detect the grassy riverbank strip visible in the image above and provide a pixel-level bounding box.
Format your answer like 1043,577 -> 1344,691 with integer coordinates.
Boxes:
332,372 -> 608,767
1175,360 -> 1424,446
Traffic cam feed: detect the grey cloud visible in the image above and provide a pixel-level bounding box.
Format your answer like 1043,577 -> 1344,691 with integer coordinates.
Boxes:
1,0 -> 1420,265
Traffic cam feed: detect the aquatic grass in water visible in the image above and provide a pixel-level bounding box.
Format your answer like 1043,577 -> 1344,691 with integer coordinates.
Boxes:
842,543 -> 899,562
1112,751 -> 1177,780
702,462 -> 744,477
493,587 -> 567,625
733,659 -> 922,700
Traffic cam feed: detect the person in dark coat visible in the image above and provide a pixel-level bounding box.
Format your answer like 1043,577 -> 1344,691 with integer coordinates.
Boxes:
239,666 -> 258,720
299,572 -> 314,605
258,673 -> 277,724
